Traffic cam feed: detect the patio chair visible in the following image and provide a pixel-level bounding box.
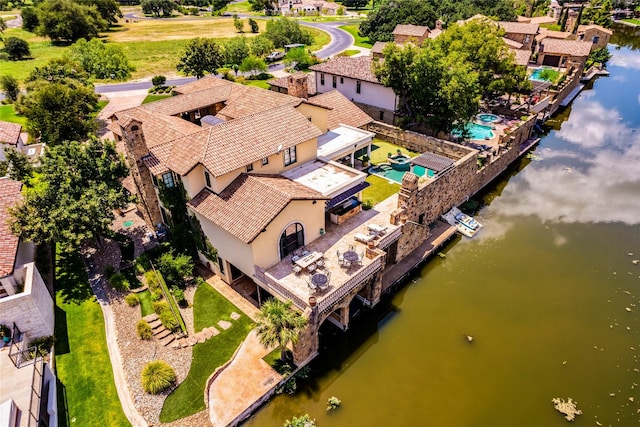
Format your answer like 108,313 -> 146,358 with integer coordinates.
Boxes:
338,251 -> 344,265
293,265 -> 302,275
302,250 -> 311,257
307,263 -> 316,273
307,280 -> 317,291
316,258 -> 324,268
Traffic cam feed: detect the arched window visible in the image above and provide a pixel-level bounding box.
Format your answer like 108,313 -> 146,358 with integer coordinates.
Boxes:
279,223 -> 304,259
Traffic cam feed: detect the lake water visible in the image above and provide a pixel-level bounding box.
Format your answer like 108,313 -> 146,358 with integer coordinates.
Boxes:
246,32 -> 640,427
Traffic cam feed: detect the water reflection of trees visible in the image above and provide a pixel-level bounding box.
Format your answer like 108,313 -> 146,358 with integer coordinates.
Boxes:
611,23 -> 640,50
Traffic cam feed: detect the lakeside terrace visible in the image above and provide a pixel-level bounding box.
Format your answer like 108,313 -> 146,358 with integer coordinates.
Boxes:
256,194 -> 401,316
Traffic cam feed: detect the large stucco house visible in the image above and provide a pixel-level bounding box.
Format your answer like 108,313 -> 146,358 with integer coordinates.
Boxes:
109,76 -> 374,286
0,177 -> 57,427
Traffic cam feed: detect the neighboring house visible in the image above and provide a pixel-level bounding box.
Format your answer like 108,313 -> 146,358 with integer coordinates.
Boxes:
536,38 -> 593,72
278,0 -> 341,16
310,56 -> 399,124
498,21 -> 539,51
0,121 -> 24,162
0,177 -> 57,427
577,24 -> 613,50
110,77 -> 373,285
392,22 -> 443,45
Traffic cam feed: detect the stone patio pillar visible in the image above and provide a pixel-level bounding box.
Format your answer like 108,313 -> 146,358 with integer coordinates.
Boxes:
293,306 -> 319,365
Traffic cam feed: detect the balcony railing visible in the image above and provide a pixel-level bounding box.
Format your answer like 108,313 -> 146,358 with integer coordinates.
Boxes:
254,267 -> 308,310
317,256 -> 383,315
377,226 -> 402,249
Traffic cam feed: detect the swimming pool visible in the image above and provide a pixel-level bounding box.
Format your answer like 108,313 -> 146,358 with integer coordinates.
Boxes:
369,164 -> 429,184
529,67 -> 553,82
477,113 -> 500,124
452,123 -> 495,140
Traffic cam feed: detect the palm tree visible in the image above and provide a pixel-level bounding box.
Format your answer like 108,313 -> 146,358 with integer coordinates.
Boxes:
256,298 -> 308,361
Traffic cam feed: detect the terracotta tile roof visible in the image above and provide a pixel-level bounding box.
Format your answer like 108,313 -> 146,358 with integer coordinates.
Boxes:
535,28 -> 574,42
188,174 -> 328,243
306,90 -> 373,130
539,38 -> 593,57
267,72 -> 317,95
161,104 -> 323,177
503,37 -> 523,49
577,24 -> 613,35
141,87 -> 232,117
112,108 -> 201,148
0,178 -> 22,277
0,121 -> 21,145
510,48 -> 532,66
371,41 -> 388,55
310,56 -> 379,84
393,24 -> 430,37
172,75 -> 234,95
498,21 -> 539,35
215,85 -> 301,120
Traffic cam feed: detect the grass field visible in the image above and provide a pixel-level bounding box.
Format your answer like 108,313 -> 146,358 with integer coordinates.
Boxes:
159,281 -> 254,422
142,94 -> 172,104
0,17 -> 330,82
362,174 -> 401,206
369,138 -> 418,165
622,18 -> 640,25
0,104 -> 28,126
224,0 -> 256,14
339,25 -> 373,48
55,248 -> 129,427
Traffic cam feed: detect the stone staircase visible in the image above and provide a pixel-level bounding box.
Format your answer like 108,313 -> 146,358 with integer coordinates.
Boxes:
143,313 -> 175,347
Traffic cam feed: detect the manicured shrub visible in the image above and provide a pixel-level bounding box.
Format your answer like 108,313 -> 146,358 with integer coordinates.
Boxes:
153,300 -> 170,315
159,310 -> 179,331
152,75 -> 166,87
145,270 -> 161,290
141,360 -> 176,394
125,293 -> 140,307
172,286 -> 185,307
151,290 -> 163,302
137,320 -> 153,340
109,273 -> 130,292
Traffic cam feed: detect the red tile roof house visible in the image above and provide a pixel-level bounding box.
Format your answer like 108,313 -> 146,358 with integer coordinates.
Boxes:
109,76 -> 374,287
0,177 -> 58,427
0,121 -> 25,162
536,38 -> 593,73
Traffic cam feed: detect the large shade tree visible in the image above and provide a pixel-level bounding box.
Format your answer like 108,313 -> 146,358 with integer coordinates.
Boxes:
10,137 -> 130,253
256,298 -> 307,361
35,0 -> 108,42
176,38 -> 224,78
264,17 -> 314,48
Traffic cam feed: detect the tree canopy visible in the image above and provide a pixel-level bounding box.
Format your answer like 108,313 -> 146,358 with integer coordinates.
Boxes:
248,0 -> 277,14
176,38 -> 224,78
69,38 -> 134,80
18,58 -> 98,145
374,20 -> 529,134
264,18 -> 314,48
141,0 -> 177,17
581,0 -> 613,28
360,0 -> 517,42
223,36 -> 250,67
10,137 -> 129,253
35,0 -> 108,42
239,55 -> 267,75
76,0 -> 122,25
3,37 -> 31,60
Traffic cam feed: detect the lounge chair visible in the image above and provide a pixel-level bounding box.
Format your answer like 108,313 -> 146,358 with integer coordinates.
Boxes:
367,224 -> 388,235
354,233 -> 376,244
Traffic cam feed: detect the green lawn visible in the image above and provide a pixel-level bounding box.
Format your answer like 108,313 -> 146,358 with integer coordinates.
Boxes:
243,79 -> 270,89
369,138 -> 419,165
54,248 -> 130,427
539,23 -> 561,31
224,0 -> 255,14
339,49 -> 360,56
159,280 -> 254,423
622,18 -> 640,25
137,289 -> 155,317
362,174 -> 401,206
339,25 -> 373,48
142,94 -> 172,104
0,104 -> 28,126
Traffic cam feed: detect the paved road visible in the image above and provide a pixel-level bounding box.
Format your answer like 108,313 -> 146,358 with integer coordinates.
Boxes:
96,16 -> 353,93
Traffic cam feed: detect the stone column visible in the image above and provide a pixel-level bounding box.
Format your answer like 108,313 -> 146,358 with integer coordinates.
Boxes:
293,306 -> 319,365
121,119 -> 164,228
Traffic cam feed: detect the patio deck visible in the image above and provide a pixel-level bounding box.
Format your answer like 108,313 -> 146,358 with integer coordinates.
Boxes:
260,194 -> 400,313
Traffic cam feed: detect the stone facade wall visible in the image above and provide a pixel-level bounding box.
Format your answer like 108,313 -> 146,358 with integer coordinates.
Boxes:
546,73 -> 582,116
0,263 -> 54,339
394,221 -> 431,262
389,116 -> 536,234
364,121 -> 472,161
353,102 -> 396,125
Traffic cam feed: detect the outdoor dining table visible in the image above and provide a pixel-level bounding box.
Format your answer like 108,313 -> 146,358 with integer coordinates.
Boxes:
311,273 -> 328,289
343,250 -> 359,263
295,251 -> 323,269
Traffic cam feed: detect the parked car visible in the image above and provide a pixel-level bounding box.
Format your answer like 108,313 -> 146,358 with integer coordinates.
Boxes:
266,51 -> 286,62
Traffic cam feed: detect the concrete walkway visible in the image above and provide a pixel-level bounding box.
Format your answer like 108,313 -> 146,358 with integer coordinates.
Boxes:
98,89 -> 149,121
207,330 -> 281,427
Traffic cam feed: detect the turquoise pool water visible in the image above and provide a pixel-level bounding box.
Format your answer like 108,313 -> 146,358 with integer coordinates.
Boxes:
529,67 -> 552,81
453,123 -> 495,140
369,164 -> 428,183
477,113 -> 500,123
